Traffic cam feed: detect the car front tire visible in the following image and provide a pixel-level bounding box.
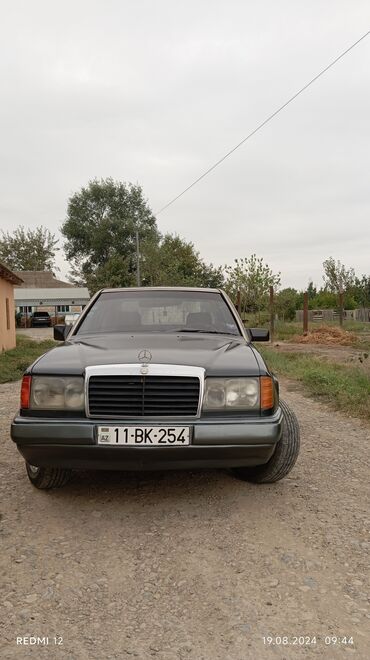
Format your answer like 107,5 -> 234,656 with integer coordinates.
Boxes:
25,462 -> 72,489
234,400 -> 300,483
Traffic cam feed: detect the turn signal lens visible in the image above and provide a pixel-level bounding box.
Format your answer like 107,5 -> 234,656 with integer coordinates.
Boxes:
260,376 -> 274,410
21,375 -> 31,409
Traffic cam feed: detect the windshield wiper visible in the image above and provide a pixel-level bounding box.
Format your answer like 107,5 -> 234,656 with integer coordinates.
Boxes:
169,328 -> 237,335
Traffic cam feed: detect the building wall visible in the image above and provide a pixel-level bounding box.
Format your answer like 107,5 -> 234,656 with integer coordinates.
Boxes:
0,277 -> 16,351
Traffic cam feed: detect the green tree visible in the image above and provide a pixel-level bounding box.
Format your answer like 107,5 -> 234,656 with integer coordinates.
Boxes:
322,257 -> 356,325
61,178 -> 159,290
197,260 -> 225,288
62,179 -> 224,293
307,280 -> 317,299
82,254 -> 136,292
0,226 -> 59,271
308,290 -> 338,310
295,291 -> 304,311
141,234 -> 224,288
351,275 -> 370,308
276,287 -> 299,321
224,254 -> 281,322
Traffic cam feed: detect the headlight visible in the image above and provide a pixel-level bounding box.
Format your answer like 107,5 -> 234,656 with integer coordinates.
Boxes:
203,378 -> 260,411
30,376 -> 85,410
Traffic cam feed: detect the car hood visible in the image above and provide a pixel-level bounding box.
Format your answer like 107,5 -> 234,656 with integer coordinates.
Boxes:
30,332 -> 261,377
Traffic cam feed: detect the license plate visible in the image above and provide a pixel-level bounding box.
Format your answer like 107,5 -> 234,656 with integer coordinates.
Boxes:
97,426 -> 191,446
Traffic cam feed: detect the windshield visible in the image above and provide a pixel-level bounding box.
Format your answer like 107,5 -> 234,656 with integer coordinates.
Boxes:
75,290 -> 240,336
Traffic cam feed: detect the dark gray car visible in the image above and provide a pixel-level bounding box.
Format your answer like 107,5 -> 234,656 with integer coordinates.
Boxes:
30,311 -> 51,327
11,287 -> 300,489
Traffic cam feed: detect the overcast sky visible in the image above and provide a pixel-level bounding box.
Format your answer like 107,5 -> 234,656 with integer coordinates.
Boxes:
0,1 -> 369,289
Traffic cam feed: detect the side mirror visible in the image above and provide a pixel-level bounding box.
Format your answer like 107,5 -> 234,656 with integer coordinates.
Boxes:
54,324 -> 69,341
249,327 -> 270,342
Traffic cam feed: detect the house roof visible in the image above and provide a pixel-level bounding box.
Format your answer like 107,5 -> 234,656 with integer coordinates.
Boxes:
14,287 -> 90,306
12,270 -> 74,289
0,262 -> 24,286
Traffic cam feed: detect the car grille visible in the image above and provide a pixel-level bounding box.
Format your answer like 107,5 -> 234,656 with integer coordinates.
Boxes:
88,375 -> 200,417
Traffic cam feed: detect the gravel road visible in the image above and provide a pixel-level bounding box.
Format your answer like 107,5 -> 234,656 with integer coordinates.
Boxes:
17,328 -> 54,341
1,380 -> 369,659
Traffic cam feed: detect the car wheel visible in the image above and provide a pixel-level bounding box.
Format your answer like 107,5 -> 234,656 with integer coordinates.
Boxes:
234,400 -> 300,483
25,462 -> 72,489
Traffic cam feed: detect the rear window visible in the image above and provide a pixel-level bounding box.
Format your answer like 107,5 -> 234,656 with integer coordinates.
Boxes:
76,290 -> 240,336
33,312 -> 50,317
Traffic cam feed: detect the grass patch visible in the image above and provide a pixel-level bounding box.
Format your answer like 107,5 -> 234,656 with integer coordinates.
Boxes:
259,346 -> 370,420
0,335 -> 56,383
274,322 -> 302,341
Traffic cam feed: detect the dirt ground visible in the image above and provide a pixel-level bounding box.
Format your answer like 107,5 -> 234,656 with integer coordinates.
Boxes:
0,380 -> 369,659
17,328 -> 54,342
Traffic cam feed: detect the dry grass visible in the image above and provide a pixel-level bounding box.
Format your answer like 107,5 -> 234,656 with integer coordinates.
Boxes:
292,325 -> 356,346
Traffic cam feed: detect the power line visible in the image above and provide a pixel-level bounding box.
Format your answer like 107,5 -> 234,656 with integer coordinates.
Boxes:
156,30 -> 369,216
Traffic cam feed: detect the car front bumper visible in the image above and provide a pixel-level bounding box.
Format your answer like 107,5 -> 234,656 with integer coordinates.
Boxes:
11,409 -> 283,470
30,321 -> 51,327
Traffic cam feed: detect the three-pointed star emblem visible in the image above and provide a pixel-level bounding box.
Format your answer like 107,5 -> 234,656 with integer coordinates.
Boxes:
138,349 -> 152,364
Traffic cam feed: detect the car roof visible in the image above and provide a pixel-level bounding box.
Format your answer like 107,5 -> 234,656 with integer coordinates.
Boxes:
100,286 -> 223,294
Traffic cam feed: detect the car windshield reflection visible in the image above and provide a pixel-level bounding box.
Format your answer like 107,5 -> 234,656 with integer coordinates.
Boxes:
76,289 -> 241,336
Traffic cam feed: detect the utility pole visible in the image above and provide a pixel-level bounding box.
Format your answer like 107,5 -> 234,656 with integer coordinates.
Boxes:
339,292 -> 344,327
303,292 -> 308,335
269,286 -> 274,344
136,228 -> 141,286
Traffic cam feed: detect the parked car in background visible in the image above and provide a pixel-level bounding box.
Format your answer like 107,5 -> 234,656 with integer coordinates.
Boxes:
64,312 -> 80,326
11,287 -> 300,489
30,311 -> 51,327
